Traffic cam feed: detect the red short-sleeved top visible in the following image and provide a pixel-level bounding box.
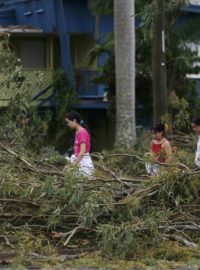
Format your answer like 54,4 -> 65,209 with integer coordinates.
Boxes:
151,140 -> 166,163
74,128 -> 91,157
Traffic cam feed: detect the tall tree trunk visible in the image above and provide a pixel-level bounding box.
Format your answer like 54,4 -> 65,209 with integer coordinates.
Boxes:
152,0 -> 167,125
114,0 -> 136,148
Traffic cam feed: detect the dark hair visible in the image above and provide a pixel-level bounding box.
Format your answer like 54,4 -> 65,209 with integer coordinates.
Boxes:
66,111 -> 82,125
192,116 -> 200,126
151,123 -> 165,133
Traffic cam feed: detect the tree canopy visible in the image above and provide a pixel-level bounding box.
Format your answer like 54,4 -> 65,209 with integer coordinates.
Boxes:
89,0 -> 200,126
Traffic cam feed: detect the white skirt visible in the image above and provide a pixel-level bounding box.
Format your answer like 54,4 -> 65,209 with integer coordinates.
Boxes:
70,153 -> 94,176
145,162 -> 159,176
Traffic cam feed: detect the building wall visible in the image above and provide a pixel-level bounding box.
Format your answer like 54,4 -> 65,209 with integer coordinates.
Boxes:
0,0 -> 114,103
0,8 -> 16,25
0,0 -> 114,71
190,0 -> 200,5
63,0 -> 94,34
1,0 -> 57,32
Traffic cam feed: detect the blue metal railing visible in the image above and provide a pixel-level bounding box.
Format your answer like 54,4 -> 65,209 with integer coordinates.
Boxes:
75,70 -> 101,97
31,69 -> 106,109
32,84 -> 54,108
32,84 -> 52,101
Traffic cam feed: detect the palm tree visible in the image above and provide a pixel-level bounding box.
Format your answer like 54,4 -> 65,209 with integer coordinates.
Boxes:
114,0 -> 136,148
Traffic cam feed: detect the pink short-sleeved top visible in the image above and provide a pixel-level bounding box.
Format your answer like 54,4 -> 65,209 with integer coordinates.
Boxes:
74,128 -> 91,157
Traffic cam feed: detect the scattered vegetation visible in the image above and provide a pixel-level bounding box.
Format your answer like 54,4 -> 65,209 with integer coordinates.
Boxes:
0,110 -> 200,269
0,12 -> 200,270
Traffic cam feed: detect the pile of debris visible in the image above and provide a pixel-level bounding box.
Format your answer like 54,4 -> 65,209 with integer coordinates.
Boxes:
0,138 -> 199,263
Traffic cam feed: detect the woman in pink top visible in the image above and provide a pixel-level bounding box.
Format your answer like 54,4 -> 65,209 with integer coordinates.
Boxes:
65,111 -> 94,176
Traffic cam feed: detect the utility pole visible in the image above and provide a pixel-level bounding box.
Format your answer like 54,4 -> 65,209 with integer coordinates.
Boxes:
152,0 -> 167,124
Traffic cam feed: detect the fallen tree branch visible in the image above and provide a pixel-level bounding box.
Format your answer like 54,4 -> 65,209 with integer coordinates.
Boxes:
0,142 -> 63,175
0,235 -> 14,249
163,234 -> 198,248
59,226 -> 96,246
103,153 -> 145,162
0,198 -> 39,207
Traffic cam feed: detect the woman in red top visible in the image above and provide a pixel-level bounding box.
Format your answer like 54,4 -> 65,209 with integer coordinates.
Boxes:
146,123 -> 172,175
65,111 -> 94,176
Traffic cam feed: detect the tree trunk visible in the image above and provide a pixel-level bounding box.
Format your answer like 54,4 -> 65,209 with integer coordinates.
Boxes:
114,0 -> 136,149
152,0 -> 167,125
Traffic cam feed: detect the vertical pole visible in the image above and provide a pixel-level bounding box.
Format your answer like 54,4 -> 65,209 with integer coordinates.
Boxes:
152,0 -> 167,124
53,0 -> 72,75
50,36 -> 54,69
46,37 -> 50,68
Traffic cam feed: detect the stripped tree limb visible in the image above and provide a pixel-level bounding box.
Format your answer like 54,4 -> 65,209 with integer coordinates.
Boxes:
0,235 -> 14,249
163,234 -> 198,248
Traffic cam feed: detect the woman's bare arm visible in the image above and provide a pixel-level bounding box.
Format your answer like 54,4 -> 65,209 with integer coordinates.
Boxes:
74,143 -> 86,164
162,140 -> 172,163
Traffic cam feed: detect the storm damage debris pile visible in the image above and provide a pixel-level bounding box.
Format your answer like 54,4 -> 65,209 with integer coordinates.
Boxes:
0,141 -> 200,259
168,130 -> 197,150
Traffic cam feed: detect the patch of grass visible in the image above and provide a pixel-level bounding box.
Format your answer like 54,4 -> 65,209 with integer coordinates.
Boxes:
60,243 -> 200,270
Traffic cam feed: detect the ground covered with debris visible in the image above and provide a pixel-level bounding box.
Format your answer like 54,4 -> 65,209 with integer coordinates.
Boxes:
0,110 -> 200,270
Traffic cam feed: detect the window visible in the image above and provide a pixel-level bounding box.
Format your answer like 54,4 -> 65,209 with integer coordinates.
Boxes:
35,0 -> 44,13
19,39 -> 46,68
70,34 -> 97,69
24,0 -> 31,15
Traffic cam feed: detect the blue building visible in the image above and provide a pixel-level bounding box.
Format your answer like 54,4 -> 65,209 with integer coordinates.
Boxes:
0,1 -> 199,102
0,0 -> 115,150
180,2 -> 200,97
0,0 -> 113,107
